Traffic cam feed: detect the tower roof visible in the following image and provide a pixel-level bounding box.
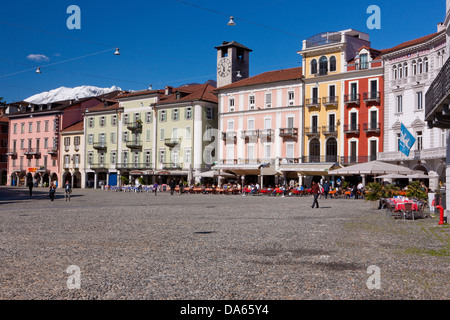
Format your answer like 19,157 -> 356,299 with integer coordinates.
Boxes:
215,41 -> 252,52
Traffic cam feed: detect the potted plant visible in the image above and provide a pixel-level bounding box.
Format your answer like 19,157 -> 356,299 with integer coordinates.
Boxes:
406,180 -> 428,201
366,182 -> 383,209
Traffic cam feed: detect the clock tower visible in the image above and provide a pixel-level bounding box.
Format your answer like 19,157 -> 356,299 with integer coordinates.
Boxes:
215,41 -> 252,88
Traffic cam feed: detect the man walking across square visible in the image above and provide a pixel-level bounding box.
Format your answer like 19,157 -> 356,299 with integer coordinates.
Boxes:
311,181 -> 320,209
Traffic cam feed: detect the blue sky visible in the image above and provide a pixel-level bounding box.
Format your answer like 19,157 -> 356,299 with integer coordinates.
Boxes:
0,0 -> 446,103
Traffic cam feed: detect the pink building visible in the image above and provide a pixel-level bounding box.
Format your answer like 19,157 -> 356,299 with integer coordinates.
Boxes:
6,93 -> 119,188
214,67 -> 304,186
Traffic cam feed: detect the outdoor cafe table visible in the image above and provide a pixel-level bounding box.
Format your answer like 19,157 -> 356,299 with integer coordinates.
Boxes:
389,198 -> 418,211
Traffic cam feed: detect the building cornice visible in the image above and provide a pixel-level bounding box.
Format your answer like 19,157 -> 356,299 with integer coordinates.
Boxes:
382,32 -> 446,60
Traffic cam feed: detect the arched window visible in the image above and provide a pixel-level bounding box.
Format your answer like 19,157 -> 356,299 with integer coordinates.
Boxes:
319,56 -> 328,75
424,57 -> 429,73
418,59 -> 423,74
403,62 -> 408,77
398,64 -> 403,78
393,66 -> 397,80
326,138 -> 338,163
329,56 -> 337,72
311,59 -> 318,74
309,138 -> 321,163
412,60 -> 417,75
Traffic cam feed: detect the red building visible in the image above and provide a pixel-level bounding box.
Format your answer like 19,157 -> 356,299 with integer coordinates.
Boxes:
342,46 -> 384,169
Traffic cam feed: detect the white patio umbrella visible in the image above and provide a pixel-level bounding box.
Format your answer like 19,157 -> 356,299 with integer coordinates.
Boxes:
328,161 -> 417,176
194,170 -> 236,178
407,172 -> 430,179
376,173 -> 409,179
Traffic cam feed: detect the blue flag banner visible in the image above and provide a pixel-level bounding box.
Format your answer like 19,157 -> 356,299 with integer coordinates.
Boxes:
400,123 -> 416,157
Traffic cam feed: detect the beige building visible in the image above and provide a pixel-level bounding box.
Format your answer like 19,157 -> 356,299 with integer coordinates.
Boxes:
60,121 -> 84,188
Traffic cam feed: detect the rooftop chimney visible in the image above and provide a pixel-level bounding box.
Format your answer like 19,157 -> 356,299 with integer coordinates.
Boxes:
438,22 -> 445,32
165,86 -> 173,96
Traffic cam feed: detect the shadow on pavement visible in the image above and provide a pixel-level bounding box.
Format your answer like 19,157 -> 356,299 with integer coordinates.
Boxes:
0,187 -> 84,204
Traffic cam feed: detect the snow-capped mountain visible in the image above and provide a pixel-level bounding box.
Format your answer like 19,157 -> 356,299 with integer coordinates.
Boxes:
24,85 -> 121,104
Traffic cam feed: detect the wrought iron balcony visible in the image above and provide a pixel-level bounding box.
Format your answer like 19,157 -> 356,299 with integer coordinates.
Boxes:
343,124 -> 360,134
322,126 -> 338,136
340,156 -> 372,165
93,142 -> 108,150
47,147 -> 58,155
126,139 -> 143,149
164,138 -> 180,148
305,98 -> 321,108
344,94 -> 360,105
322,96 -> 339,107
302,155 -> 339,163
126,121 -> 143,131
425,56 -> 450,128
363,91 -> 381,103
305,127 -> 321,137
23,148 -> 41,156
279,128 -> 298,138
363,122 -> 381,133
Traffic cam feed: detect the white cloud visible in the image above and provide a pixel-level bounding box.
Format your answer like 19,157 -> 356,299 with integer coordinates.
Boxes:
26,54 -> 50,62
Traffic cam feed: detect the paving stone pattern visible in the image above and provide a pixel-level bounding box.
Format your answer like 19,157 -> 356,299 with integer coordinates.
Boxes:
0,187 -> 448,300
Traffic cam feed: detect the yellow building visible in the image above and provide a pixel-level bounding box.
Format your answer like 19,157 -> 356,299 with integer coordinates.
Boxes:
298,30 -> 371,173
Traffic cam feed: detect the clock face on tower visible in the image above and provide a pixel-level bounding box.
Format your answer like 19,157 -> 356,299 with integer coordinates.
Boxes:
218,58 -> 231,77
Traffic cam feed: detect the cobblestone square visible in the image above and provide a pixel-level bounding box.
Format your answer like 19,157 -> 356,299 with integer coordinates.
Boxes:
0,186 -> 448,300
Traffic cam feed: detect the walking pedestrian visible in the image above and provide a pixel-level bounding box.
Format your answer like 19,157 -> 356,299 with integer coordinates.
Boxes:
49,182 -> 56,201
153,182 -> 159,196
323,180 -> 331,199
27,178 -> 33,197
64,181 -> 71,202
311,181 -> 320,209
170,180 -> 175,196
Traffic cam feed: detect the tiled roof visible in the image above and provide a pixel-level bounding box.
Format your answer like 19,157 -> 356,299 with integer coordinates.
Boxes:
215,41 -> 252,52
216,67 -> 303,91
116,89 -> 163,99
156,83 -> 218,105
381,30 -> 445,55
61,120 -> 83,133
0,115 -> 9,123
86,102 -> 120,113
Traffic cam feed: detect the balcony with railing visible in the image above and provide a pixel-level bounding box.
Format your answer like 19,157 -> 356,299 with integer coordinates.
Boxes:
126,139 -> 143,149
305,127 -> 321,137
88,163 -> 109,170
425,56 -> 450,128
305,98 -> 321,108
126,120 -> 143,132
258,129 -> 274,139
47,147 -> 58,155
93,142 -> 108,150
23,148 -> 41,156
302,155 -> 339,163
279,128 -> 299,138
6,149 -> 17,157
344,94 -> 360,105
322,96 -> 339,107
11,166 -> 25,172
340,156 -> 373,165
322,125 -> 338,136
241,130 -> 259,139
363,91 -> 381,103
222,131 -> 237,141
363,122 -> 381,133
116,162 -> 153,170
343,124 -> 360,134
164,138 -> 180,148
162,163 -> 182,170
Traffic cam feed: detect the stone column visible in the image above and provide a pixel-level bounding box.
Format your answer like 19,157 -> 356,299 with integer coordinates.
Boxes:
94,172 -> 98,189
